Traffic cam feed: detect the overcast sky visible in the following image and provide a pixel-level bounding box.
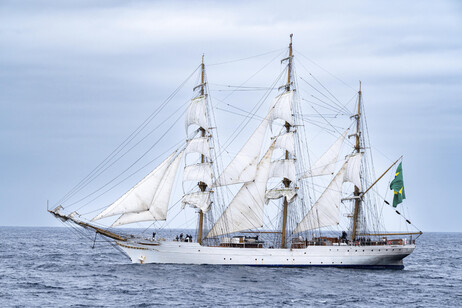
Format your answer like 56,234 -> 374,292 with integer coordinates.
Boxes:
1,0 -> 461,231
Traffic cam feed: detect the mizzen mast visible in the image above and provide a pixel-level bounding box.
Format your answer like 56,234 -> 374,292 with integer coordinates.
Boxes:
351,82 -> 362,241
281,34 -> 293,248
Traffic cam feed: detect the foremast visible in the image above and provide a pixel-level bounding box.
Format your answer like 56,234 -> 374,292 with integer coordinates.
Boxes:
183,54 -> 214,245
351,82 -> 362,241
281,34 -> 294,248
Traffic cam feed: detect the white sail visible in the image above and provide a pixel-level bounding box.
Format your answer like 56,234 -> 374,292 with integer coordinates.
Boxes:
183,163 -> 213,188
273,132 -> 295,155
92,152 -> 176,221
344,153 -> 362,190
214,113 -> 270,187
112,151 -> 184,226
111,211 -> 157,227
293,163 -> 347,233
207,143 -> 275,238
181,191 -> 211,213
268,159 -> 296,183
185,96 -> 208,132
300,129 -> 348,179
265,187 -> 297,203
185,137 -> 211,160
270,91 -> 294,131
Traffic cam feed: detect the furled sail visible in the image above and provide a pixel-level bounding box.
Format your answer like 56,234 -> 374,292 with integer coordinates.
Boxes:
270,90 -> 294,131
268,159 -> 296,183
300,129 -> 348,179
344,153 -> 362,190
214,113 -> 270,187
206,143 -> 275,238
92,152 -> 176,221
181,191 -> 211,213
185,137 -> 211,160
111,151 -> 184,226
293,162 -> 347,233
273,132 -> 295,155
266,187 -> 297,203
185,96 -> 208,132
183,163 -> 213,188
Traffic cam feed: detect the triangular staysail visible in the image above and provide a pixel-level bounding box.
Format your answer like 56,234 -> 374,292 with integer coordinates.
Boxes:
293,153 -> 362,233
111,150 -> 184,226
92,152 -> 176,221
214,112 -> 271,187
300,130 -> 348,179
207,143 -> 275,238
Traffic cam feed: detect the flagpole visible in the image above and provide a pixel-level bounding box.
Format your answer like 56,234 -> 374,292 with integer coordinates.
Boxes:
360,156 -> 402,197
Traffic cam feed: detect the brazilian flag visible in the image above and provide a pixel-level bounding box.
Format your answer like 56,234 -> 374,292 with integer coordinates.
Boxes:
390,162 -> 406,207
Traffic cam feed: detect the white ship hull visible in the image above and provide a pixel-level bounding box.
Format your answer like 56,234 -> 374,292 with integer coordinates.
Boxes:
117,240 -> 414,269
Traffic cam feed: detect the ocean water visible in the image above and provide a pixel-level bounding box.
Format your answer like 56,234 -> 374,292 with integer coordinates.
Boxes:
0,227 -> 461,307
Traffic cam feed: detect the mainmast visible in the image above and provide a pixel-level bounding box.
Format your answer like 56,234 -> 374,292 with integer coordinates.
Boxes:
281,34 -> 293,248
198,55 -> 207,245
351,82 -> 362,241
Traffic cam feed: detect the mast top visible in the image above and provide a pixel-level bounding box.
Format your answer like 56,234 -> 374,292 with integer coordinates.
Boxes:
359,80 -> 362,93
285,34 -> 293,92
202,54 -> 204,65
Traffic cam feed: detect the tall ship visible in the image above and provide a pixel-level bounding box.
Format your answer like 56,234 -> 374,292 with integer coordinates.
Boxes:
49,35 -> 421,269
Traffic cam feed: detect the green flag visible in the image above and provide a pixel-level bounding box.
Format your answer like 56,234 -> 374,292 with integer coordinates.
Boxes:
390,162 -> 406,207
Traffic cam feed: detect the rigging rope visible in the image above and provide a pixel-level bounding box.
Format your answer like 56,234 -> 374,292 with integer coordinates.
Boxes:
69,109 -> 188,210
56,65 -> 201,207
208,48 -> 285,66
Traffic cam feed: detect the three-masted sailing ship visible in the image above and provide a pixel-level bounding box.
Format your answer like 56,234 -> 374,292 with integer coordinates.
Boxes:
50,35 -> 421,268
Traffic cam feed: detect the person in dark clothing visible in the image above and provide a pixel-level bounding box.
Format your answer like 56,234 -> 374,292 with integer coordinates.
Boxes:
341,231 -> 347,243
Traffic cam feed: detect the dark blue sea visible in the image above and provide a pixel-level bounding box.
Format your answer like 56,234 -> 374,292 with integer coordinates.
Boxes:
1,227 -> 461,307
